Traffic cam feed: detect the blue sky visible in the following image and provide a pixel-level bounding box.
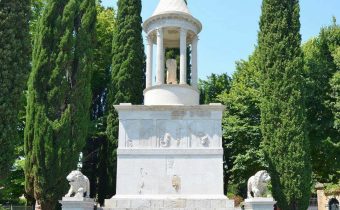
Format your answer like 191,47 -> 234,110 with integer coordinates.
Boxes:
101,0 -> 340,79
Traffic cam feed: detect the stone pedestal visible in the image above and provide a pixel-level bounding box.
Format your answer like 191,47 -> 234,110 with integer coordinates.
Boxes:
59,197 -> 95,210
244,198 -> 276,210
102,104 -> 234,210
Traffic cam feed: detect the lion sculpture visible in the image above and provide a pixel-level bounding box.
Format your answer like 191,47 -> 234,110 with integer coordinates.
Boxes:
65,170 -> 90,198
247,170 -> 271,198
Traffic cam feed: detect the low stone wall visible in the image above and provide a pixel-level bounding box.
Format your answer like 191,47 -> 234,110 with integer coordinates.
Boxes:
316,183 -> 340,210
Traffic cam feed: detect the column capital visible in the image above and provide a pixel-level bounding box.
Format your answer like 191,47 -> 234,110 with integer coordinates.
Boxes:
157,28 -> 164,36
180,28 -> 188,34
146,34 -> 153,45
192,35 -> 199,43
180,28 -> 188,39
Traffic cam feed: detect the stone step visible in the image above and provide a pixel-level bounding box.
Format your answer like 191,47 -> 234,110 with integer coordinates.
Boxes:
100,208 -> 233,210
101,197 -> 235,210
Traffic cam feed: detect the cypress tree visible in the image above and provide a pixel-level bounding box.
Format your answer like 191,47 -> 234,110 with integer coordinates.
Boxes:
108,0 -> 144,106
24,0 -> 96,209
106,0 -> 145,196
0,0 -> 30,179
82,4 -> 115,205
258,0 -> 311,209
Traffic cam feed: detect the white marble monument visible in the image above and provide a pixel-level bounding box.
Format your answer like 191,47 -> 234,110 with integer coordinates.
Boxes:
244,171 -> 276,210
103,0 -> 234,209
60,171 -> 95,210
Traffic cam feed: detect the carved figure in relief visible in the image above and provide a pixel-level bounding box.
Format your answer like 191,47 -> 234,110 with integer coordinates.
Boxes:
65,170 -> 90,198
175,128 -> 181,147
166,159 -> 175,175
166,59 -> 177,84
172,175 -> 181,192
247,170 -> 271,198
160,133 -> 171,147
197,132 -> 209,147
200,136 -> 209,146
127,139 -> 133,148
139,168 -> 147,194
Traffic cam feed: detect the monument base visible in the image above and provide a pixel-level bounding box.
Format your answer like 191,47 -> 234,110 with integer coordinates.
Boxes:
102,195 -> 234,210
244,197 -> 276,210
59,197 -> 95,210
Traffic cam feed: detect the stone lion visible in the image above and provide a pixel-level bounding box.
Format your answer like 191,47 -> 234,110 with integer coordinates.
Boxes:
65,170 -> 90,198
247,170 -> 271,198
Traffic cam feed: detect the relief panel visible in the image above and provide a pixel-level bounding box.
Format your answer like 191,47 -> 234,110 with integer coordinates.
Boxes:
189,120 -> 220,148
156,120 -> 188,148
121,120 -> 155,148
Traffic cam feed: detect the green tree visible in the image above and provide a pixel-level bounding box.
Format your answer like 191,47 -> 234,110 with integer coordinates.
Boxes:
199,73 -> 231,104
331,40 -> 340,133
258,0 -> 311,209
331,72 -> 340,132
0,0 -> 48,203
30,0 -> 45,38
24,0 -> 96,209
82,3 -> 115,205
106,0 -> 145,197
0,0 -> 30,179
0,157 -> 26,205
303,21 -> 340,183
219,52 -> 264,197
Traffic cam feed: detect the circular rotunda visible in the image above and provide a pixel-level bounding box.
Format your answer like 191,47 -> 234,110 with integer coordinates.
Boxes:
143,0 -> 202,105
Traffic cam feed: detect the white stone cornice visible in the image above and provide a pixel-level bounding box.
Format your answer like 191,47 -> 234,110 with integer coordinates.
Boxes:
114,104 -> 225,112
117,148 -> 224,155
143,14 -> 202,35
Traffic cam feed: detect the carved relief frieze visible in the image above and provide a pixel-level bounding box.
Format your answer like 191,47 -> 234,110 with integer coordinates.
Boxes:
120,118 -> 222,149
157,120 -> 187,148
197,132 -> 210,147
188,120 -> 219,148
160,133 -> 172,147
122,120 -> 154,148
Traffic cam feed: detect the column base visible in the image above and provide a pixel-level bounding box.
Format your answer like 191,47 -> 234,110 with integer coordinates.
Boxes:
244,197 -> 276,210
59,197 -> 95,210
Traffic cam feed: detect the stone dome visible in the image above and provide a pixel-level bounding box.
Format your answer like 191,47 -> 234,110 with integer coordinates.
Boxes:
152,0 -> 191,16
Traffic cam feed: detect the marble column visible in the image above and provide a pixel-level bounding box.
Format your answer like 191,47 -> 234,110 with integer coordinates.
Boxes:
180,28 -> 187,85
191,35 -> 198,88
146,35 -> 153,88
156,28 -> 164,85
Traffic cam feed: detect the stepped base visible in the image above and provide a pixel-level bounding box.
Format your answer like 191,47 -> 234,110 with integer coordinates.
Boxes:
102,195 -> 234,210
244,198 -> 276,210
59,197 -> 95,210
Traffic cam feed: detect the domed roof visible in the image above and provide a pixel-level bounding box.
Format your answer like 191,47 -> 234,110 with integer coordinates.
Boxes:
152,0 -> 191,16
